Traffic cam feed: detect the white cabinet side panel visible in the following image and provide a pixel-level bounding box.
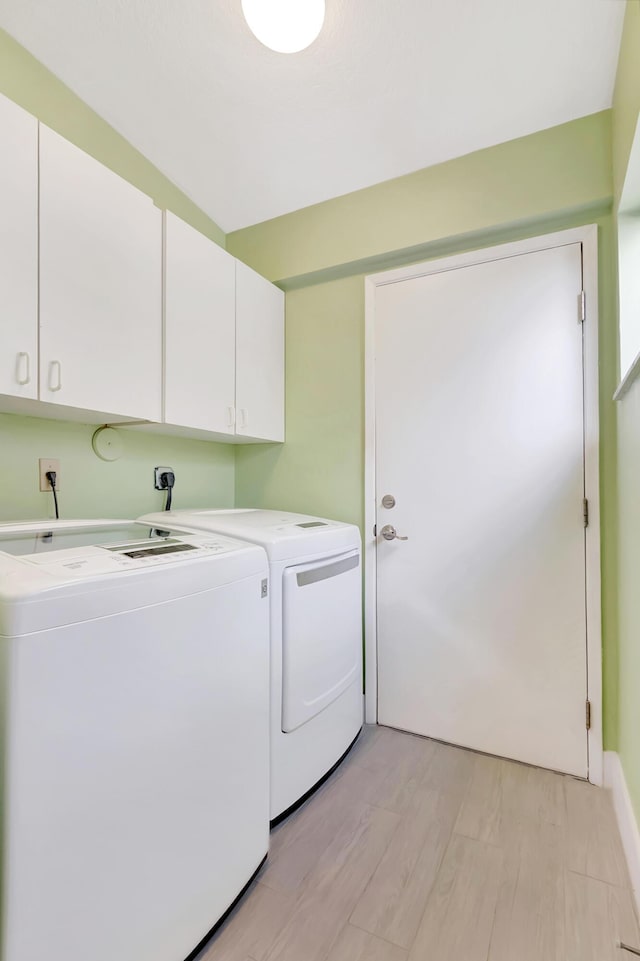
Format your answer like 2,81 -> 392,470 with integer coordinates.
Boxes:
235,260 -> 284,442
0,94 -> 38,400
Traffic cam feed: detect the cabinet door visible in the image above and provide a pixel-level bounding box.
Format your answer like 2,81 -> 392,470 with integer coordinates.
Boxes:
0,94 -> 38,399
39,126 -> 162,420
235,260 -> 285,442
164,212 -> 235,434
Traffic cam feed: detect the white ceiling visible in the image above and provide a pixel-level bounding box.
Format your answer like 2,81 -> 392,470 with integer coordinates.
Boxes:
0,0 -> 626,232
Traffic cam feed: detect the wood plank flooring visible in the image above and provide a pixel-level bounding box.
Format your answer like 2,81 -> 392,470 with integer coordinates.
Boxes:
198,725 -> 639,961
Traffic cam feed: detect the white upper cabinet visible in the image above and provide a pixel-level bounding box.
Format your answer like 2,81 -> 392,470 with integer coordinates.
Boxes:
163,218 -> 285,443
39,125 -> 162,420
0,94 -> 38,400
164,212 -> 235,435
0,113 -> 284,441
235,260 -> 285,443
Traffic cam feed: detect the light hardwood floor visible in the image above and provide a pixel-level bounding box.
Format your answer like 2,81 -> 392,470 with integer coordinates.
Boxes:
199,725 -> 639,961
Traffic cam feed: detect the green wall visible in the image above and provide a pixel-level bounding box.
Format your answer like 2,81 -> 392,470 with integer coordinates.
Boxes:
229,113 -> 619,747
235,276 -> 364,528
0,414 -> 235,521
0,30 -> 234,522
228,112 -> 612,285
612,1 -> 640,204
0,27 -> 628,763
612,1 -> 640,820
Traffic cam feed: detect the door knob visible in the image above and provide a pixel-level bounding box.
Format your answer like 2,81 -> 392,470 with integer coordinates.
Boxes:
380,524 -> 408,542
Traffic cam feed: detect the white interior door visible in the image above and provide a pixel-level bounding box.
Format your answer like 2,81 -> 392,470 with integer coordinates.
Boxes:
375,243 -> 588,777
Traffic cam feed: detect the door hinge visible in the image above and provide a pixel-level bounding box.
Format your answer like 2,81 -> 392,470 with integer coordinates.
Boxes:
586,700 -> 591,730
373,524 -> 377,537
583,498 -> 589,528
578,290 -> 586,323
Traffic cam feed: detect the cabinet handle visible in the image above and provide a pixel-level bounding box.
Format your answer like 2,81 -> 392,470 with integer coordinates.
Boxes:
15,352 -> 31,386
48,360 -> 63,392
227,406 -> 235,428
239,408 -> 248,429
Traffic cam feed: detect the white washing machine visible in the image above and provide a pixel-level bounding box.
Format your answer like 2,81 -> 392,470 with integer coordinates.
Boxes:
139,509 -> 363,822
0,519 -> 270,961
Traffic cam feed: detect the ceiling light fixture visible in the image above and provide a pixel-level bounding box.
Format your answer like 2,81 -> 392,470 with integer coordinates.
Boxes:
241,0 -> 325,53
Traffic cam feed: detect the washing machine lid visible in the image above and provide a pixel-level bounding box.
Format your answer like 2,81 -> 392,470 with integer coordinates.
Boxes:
0,518 -> 131,534
0,522 -> 268,635
138,509 -> 361,561
0,519 -> 143,556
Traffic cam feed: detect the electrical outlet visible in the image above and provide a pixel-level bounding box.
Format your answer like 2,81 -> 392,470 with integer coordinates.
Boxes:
154,466 -> 175,490
39,458 -> 61,492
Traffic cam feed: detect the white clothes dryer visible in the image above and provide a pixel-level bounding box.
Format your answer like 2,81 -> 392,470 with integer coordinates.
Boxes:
0,519 -> 270,961
139,509 -> 363,822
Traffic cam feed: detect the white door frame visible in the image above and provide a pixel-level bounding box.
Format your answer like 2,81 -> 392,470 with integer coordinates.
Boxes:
364,225 -> 602,785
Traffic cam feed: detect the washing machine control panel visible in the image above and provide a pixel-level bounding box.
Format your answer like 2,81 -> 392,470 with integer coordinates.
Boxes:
105,538 -> 198,559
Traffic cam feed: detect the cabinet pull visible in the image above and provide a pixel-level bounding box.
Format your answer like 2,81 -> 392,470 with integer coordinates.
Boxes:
48,360 -> 63,392
15,352 -> 31,386
227,406 -> 235,428
239,408 -> 248,429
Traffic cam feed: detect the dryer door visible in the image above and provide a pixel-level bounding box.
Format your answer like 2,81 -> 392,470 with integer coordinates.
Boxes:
281,550 -> 362,733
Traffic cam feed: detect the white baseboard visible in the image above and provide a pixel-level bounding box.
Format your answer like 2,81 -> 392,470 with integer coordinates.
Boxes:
604,750 -> 640,917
